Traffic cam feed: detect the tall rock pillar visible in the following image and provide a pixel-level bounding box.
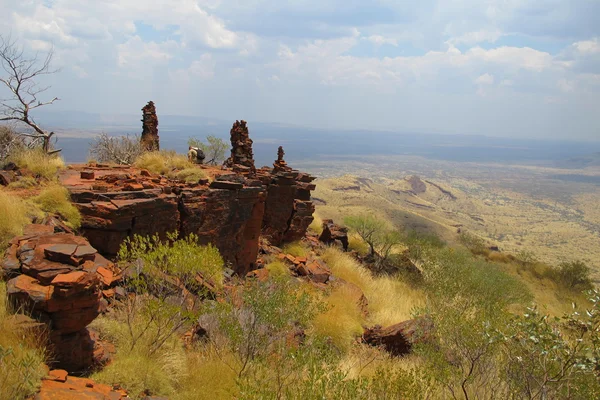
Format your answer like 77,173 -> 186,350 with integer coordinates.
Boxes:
141,101 -> 159,151
224,120 -> 256,175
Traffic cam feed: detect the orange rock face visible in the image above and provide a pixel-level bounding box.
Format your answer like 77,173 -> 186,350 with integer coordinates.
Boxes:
2,225 -> 115,372
36,370 -> 127,400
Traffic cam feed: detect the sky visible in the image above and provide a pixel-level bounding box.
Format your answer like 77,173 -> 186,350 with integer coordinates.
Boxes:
0,0 -> 599,140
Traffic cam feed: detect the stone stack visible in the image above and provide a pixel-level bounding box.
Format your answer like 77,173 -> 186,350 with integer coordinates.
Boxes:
140,100 -> 159,151
273,146 -> 292,173
224,120 -> 256,174
2,225 -> 115,372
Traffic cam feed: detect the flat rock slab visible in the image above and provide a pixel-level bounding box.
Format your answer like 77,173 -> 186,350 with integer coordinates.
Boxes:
210,180 -> 243,190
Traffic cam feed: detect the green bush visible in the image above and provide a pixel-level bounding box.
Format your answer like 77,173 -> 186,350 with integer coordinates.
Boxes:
552,260 -> 593,291
119,233 -> 224,289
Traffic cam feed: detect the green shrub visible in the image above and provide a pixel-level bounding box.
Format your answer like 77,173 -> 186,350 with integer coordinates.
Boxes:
459,231 -> 489,256
552,260 -> 593,291
119,233 -> 225,290
31,184 -> 81,229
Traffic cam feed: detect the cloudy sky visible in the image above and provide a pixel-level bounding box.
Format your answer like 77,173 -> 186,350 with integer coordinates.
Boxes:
1,0 -> 599,140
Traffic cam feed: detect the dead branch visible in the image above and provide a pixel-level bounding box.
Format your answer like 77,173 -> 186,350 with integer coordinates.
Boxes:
0,34 -> 60,153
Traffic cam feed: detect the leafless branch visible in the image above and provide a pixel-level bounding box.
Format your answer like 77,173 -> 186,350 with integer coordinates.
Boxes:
0,34 -> 60,153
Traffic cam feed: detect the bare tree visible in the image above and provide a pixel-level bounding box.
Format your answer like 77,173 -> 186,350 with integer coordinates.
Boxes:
0,35 -> 59,153
89,133 -> 145,165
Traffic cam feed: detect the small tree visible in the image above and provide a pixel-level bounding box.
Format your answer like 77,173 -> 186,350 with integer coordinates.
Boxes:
343,214 -> 381,257
188,135 -> 228,165
89,133 -> 145,165
0,35 -> 59,153
344,214 -> 403,270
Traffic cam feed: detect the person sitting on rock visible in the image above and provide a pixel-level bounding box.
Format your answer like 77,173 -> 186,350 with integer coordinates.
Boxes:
188,146 -> 205,164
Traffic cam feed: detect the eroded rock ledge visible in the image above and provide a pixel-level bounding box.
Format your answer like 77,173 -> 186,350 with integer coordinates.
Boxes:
60,122 -> 316,276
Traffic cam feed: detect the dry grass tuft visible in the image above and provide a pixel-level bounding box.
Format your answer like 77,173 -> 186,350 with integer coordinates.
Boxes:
31,184 -> 81,229
312,284 -> 365,351
309,213 -> 324,235
281,241 -> 309,258
134,151 -> 192,176
0,191 -> 31,251
265,260 -> 290,278
175,346 -> 239,400
320,247 -> 425,327
90,312 -> 187,398
8,148 -> 65,180
0,282 -> 47,400
173,168 -> 207,183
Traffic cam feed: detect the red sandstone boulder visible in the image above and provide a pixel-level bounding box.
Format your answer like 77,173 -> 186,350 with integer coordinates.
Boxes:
2,225 -> 116,372
318,219 -> 349,251
362,316 -> 434,356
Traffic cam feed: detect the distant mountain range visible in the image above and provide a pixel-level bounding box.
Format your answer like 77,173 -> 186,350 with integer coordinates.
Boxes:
20,110 -> 600,167
554,153 -> 600,169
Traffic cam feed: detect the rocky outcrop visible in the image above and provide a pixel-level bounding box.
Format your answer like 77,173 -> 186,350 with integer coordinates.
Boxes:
406,175 -> 426,194
224,120 -> 255,174
319,219 -> 349,251
2,224 -> 116,372
141,101 -> 159,151
362,316 -> 434,356
259,167 -> 316,246
61,121 -> 316,276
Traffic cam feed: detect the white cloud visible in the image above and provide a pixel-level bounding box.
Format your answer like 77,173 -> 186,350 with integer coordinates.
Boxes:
573,38 -> 600,54
365,35 -> 398,47
475,73 -> 495,85
557,79 -> 574,92
447,30 -> 504,46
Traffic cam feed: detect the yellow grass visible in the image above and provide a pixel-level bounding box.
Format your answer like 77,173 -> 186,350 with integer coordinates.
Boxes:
8,148 -> 65,180
320,247 -> 425,327
0,191 -> 31,251
0,282 -> 47,400
134,151 -> 193,176
265,260 -> 290,278
90,313 -> 187,398
281,241 -> 309,258
348,234 -> 370,255
308,213 -> 324,235
175,346 -> 239,400
312,284 -> 365,351
173,168 -> 207,183
31,184 -> 81,229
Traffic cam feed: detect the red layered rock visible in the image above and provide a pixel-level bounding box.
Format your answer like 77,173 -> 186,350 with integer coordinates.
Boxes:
60,120 -> 317,276
362,316 -> 434,356
141,101 -> 159,151
318,219 -> 349,251
2,225 -> 114,372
